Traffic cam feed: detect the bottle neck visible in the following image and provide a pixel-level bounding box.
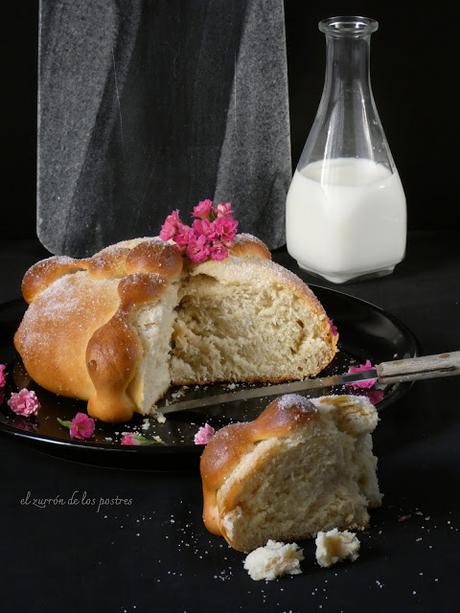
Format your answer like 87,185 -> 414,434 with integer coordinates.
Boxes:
324,34 -> 371,93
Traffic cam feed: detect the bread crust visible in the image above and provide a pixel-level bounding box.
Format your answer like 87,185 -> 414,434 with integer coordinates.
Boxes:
15,240 -> 183,422
229,233 -> 272,259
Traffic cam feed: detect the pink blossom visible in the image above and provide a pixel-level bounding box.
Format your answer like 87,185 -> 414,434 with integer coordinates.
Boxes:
193,199 -> 214,220
160,209 -> 182,240
186,234 -> 210,263
347,359 -> 377,389
174,223 -> 194,252
213,216 -> 238,245
328,318 -> 338,337
69,412 -> 95,440
159,201 -> 238,264
120,432 -> 161,445
366,388 -> 384,404
216,202 -> 233,217
192,218 -> 218,241
121,432 -> 140,446
209,241 -> 229,261
0,363 -> 6,387
7,388 -> 40,416
194,423 -> 216,445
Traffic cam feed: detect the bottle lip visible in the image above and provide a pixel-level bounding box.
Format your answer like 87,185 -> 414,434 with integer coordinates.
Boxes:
319,16 -> 379,37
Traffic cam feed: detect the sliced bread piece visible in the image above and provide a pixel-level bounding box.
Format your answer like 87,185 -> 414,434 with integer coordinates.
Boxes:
200,394 -> 382,552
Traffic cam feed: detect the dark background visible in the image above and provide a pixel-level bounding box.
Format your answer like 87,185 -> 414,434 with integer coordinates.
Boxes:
1,1 -> 459,240
1,5 -> 460,612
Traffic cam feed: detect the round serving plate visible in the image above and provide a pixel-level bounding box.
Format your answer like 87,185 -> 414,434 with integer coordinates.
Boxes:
0,285 -> 419,469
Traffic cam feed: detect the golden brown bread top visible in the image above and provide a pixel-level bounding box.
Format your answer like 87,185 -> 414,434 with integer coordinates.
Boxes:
200,395 -> 319,534
15,234 -> 272,422
21,235 -> 264,304
22,256 -> 90,304
229,233 -> 272,259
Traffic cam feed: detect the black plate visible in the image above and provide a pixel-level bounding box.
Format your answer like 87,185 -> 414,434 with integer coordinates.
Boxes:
0,286 -> 419,468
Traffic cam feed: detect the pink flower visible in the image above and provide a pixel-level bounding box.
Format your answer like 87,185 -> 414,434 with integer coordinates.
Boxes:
366,388 -> 384,404
209,241 -> 229,261
216,202 -> 233,218
160,210 -> 182,240
69,412 -> 95,440
347,359 -> 377,389
213,216 -> 238,245
159,201 -> 238,264
193,199 -> 214,220
121,433 -> 140,446
328,318 -> 338,337
186,234 -> 210,263
120,432 -> 162,445
192,218 -> 218,241
0,364 -> 6,387
194,423 -> 216,445
7,388 -> 40,416
174,223 -> 194,252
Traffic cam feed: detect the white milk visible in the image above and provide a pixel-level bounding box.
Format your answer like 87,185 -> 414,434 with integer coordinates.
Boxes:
286,158 -> 406,283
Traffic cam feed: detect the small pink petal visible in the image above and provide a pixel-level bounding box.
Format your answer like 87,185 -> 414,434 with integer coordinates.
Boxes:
366,388 -> 384,404
7,388 -> 40,416
213,216 -> 238,244
186,234 -> 210,263
192,218 -> 218,241
120,433 -> 140,446
193,199 -> 214,220
160,210 -> 182,240
194,423 -> 216,445
347,359 -> 377,389
209,242 -> 228,261
0,364 -> 6,388
328,318 -> 338,337
216,202 -> 233,218
174,224 -> 194,251
69,412 -> 95,440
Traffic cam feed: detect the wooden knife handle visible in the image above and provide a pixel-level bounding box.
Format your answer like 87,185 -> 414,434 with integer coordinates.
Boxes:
377,351 -> 460,383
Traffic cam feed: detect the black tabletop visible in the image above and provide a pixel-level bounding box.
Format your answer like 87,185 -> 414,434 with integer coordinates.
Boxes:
1,233 -> 459,613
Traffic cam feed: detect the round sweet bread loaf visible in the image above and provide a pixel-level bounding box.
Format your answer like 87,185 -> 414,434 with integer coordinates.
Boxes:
15,235 -> 338,422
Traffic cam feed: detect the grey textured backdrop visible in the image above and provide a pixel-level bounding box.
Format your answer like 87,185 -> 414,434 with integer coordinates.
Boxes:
37,0 -> 291,256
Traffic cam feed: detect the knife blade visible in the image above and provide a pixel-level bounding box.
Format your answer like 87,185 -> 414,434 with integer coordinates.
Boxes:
158,351 -> 460,415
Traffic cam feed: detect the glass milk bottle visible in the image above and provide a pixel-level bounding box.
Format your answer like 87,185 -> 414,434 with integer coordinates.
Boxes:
286,16 -> 406,283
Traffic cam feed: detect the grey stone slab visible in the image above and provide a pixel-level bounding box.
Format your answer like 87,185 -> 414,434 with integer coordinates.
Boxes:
38,0 -> 291,256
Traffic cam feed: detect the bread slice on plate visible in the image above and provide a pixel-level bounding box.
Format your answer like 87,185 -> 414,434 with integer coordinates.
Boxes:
14,235 -> 338,422
200,394 -> 382,552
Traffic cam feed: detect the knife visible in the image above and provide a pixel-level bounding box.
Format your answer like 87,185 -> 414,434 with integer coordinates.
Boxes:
159,351 -> 460,414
